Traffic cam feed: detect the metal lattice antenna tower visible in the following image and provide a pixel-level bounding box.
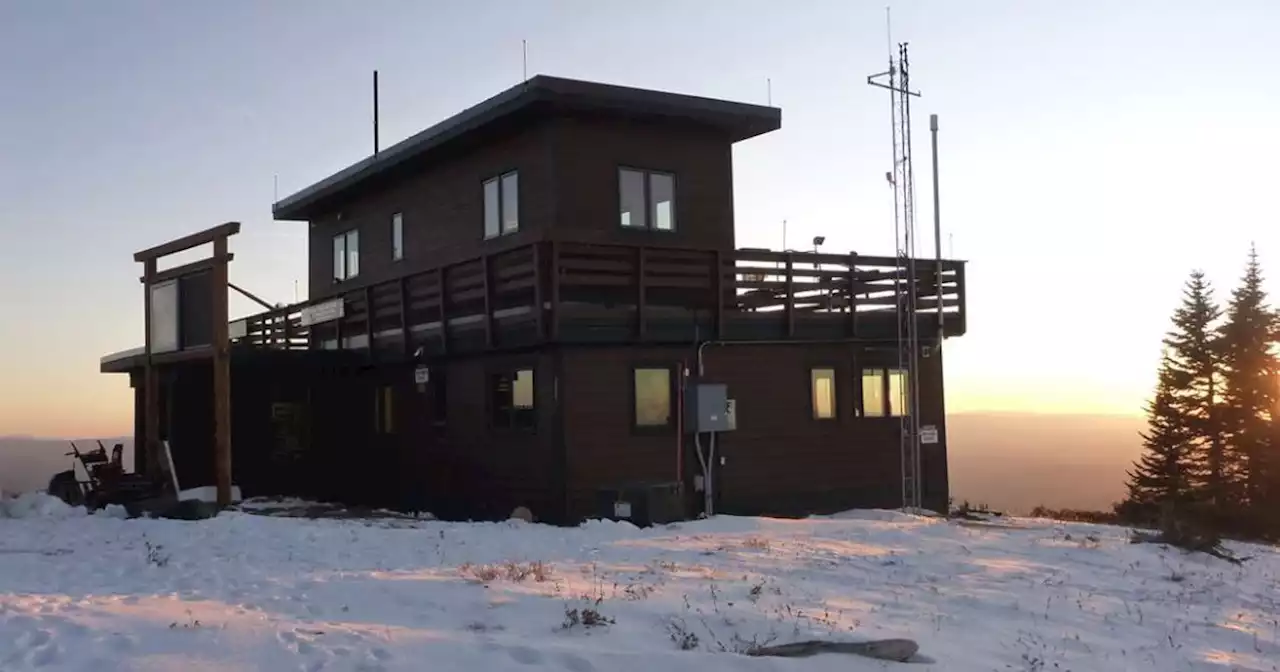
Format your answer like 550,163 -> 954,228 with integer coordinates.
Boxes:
868,41 -> 924,512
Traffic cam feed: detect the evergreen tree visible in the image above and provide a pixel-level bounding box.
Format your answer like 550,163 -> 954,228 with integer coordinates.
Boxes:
1160,270 -> 1225,509
1123,351 -> 1195,515
1217,245 -> 1280,530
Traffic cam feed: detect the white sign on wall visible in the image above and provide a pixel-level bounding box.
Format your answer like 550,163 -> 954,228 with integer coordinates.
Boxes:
300,298 -> 345,327
920,425 -> 939,445
149,280 -> 179,353
413,366 -> 430,384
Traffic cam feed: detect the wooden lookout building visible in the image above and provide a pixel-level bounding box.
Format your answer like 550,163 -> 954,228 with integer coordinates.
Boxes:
100,76 -> 968,524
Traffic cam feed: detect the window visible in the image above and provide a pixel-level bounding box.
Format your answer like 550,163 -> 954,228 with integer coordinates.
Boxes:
618,168 -> 676,231
483,171 -> 519,238
633,367 -> 673,428
811,368 -> 837,420
859,367 -> 910,418
374,386 -> 394,434
333,229 -> 359,282
391,212 -> 403,261
491,367 -> 535,429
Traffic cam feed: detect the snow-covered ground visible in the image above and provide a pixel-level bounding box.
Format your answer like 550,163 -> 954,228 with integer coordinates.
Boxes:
2,496 -> 1277,671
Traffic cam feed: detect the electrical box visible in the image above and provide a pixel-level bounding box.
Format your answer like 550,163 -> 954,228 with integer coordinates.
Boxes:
687,383 -> 733,433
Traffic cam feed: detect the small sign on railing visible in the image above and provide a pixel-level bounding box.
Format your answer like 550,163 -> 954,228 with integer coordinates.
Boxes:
228,319 -> 247,340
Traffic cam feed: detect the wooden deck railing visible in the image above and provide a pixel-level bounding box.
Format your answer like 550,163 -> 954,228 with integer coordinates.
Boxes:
229,241 -> 966,352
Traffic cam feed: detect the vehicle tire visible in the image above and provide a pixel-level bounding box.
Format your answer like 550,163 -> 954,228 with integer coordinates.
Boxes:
47,470 -> 84,507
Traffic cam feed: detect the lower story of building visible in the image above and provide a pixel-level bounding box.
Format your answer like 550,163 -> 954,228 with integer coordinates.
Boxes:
117,341 -> 950,524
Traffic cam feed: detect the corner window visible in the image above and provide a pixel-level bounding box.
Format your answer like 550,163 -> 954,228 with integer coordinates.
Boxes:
859,367 -> 909,417
391,212 -> 403,261
811,368 -> 837,420
491,367 -> 535,429
634,367 -> 673,428
619,168 -> 676,231
484,171 -> 519,239
333,229 -> 359,282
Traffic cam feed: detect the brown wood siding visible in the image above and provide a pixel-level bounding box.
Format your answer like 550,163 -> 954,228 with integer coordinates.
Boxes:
307,120 -> 557,301
551,115 -> 735,251
560,343 -> 948,522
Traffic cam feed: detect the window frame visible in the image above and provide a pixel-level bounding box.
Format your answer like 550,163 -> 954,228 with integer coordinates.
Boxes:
483,170 -> 520,239
488,365 -> 537,431
391,212 -> 404,261
630,363 -> 677,433
809,366 -> 839,421
618,166 -> 677,232
332,228 -> 360,283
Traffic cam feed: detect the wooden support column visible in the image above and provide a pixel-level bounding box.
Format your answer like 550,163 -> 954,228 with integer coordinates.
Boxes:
550,241 -> 561,341
714,250 -> 725,339
438,267 -> 449,354
142,258 -> 159,477
364,286 -> 375,352
210,236 -> 232,507
481,254 -> 494,349
636,246 -> 647,340
848,252 -> 859,338
532,243 -> 545,341
785,253 -> 795,338
398,276 -> 410,357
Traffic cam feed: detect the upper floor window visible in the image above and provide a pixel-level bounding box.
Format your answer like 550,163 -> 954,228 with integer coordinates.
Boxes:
619,168 -> 676,231
491,367 -> 535,430
333,229 -> 359,282
391,212 -> 404,261
483,171 -> 519,239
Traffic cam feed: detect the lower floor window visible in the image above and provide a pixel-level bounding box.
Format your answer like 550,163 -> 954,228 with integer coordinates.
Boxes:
633,367 -> 673,427
811,367 -> 837,420
860,367 -> 910,417
375,386 -> 394,433
491,368 -> 536,429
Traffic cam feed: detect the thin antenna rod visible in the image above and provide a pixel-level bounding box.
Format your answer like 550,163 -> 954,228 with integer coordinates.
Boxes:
273,174 -> 278,202
931,113 -> 944,339
767,78 -> 772,106
522,40 -> 528,81
373,70 -> 380,155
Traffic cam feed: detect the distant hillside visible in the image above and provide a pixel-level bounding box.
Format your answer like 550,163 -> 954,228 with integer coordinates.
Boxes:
947,412 -> 1145,515
0,437 -> 133,494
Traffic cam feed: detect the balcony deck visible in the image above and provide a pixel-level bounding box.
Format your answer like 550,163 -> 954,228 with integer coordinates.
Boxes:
228,242 -> 966,360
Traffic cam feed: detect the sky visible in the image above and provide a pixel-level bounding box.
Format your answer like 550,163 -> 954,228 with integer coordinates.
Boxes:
1,0 -> 1277,438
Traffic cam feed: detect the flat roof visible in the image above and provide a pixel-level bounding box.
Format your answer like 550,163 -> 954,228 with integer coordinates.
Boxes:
271,75 -> 782,221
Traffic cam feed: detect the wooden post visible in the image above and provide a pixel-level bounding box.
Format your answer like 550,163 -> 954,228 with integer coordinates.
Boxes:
550,241 -> 561,341
848,252 -> 859,338
532,243 -> 545,341
142,258 -> 159,477
636,246 -> 647,340
211,235 -> 232,507
785,253 -> 795,338
364,286 -> 375,352
714,250 -> 725,339
398,276 -> 409,357
481,254 -> 493,348
438,266 -> 449,354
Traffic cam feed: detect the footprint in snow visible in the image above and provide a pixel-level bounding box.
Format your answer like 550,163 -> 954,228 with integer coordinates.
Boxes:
560,653 -> 595,672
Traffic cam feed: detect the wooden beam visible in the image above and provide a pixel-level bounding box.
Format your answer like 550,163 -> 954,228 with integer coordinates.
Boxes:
210,236 -> 232,508
140,254 -> 234,284
134,221 -> 241,262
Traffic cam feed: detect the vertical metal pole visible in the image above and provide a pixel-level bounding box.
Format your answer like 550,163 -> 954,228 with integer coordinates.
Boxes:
931,114 -> 944,342
373,70 -> 380,155
212,236 -> 232,506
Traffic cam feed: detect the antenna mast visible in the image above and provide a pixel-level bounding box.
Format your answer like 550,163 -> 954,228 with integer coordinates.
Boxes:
868,38 -> 924,513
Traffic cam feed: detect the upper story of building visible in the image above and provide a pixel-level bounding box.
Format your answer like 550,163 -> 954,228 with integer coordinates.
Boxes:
271,76 -> 782,302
